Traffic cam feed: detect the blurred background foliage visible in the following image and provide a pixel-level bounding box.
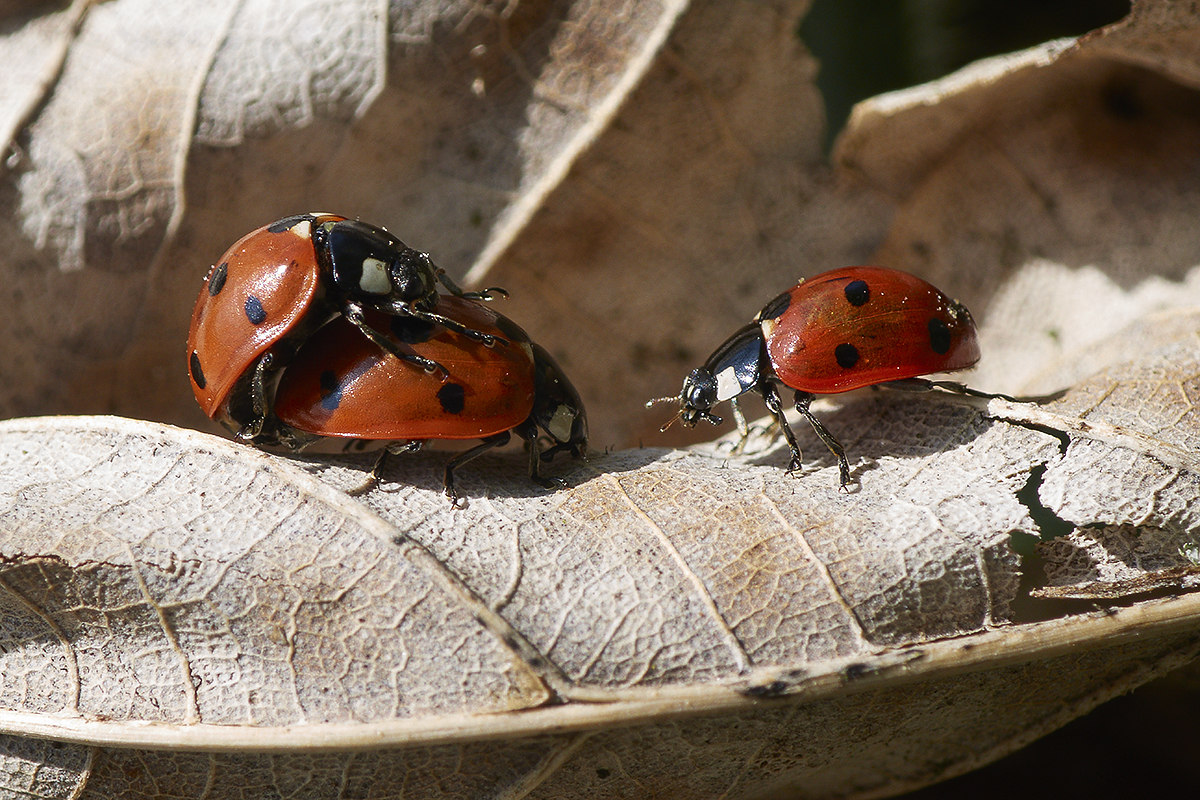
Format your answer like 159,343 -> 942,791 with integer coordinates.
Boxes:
802,0 -> 1131,150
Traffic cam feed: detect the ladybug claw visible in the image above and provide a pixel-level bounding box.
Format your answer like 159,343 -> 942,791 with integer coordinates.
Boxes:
533,475 -> 568,490
346,473 -> 380,497
422,362 -> 449,380
458,286 -> 508,302
236,419 -> 264,442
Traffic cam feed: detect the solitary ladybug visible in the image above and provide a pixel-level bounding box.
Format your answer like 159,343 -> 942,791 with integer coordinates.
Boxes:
654,266 -> 984,487
271,296 -> 588,503
187,213 -> 506,444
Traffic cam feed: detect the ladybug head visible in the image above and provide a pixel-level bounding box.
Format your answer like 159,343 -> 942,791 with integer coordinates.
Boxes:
678,367 -> 722,427
385,248 -> 440,306
530,344 -> 588,461
650,322 -> 764,431
646,368 -> 722,431
323,219 -> 440,308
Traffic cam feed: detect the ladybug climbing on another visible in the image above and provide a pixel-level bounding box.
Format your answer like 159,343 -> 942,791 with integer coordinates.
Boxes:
187,213 -> 507,445
271,296 -> 588,503
652,266 -> 990,488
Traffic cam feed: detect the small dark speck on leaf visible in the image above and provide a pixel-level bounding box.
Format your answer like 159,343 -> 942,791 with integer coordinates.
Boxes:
741,680 -> 790,698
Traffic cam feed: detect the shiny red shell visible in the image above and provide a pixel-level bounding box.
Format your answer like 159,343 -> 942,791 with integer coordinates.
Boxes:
273,297 -> 536,441
187,214 -> 344,418
758,266 -> 980,394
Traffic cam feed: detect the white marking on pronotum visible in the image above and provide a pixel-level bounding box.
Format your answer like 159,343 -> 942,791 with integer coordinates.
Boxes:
716,365 -> 743,402
547,405 -> 575,442
289,219 -> 312,238
359,257 -> 391,294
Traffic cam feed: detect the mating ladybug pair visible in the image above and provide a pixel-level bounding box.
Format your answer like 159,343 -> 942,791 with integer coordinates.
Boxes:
189,215 -> 990,500
187,213 -> 586,502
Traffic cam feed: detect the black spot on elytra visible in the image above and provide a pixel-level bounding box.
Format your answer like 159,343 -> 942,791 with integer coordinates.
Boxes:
928,318 -> 951,354
759,291 -> 791,321
189,352 -> 206,389
244,296 -> 267,325
207,262 -> 227,296
437,383 -> 466,414
844,279 -> 870,307
596,769 -> 611,780
835,343 -> 859,369
390,315 -> 437,344
318,370 -> 343,411
267,214 -> 314,234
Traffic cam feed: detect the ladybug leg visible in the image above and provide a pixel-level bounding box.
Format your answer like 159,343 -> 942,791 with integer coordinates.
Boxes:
881,379 -> 1067,405
443,432 -> 511,506
276,425 -> 318,452
880,378 -> 1029,402
759,381 -> 805,474
235,353 -> 274,441
403,306 -> 505,347
926,380 -> 1018,401
794,391 -> 852,488
343,304 -> 450,378
517,420 -> 569,490
539,440 -> 585,462
346,441 -> 422,497
922,380 -> 1068,403
727,398 -> 751,454
463,286 -> 509,301
431,262 -> 508,302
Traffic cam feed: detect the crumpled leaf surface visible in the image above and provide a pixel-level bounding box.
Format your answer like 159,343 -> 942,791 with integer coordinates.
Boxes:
1011,307 -> 1200,600
1,414 -> 1199,800
2,0 -> 1200,797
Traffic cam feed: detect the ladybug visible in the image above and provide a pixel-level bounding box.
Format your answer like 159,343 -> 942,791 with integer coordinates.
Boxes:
653,266 -> 984,487
187,213 -> 506,444
270,296 -> 587,503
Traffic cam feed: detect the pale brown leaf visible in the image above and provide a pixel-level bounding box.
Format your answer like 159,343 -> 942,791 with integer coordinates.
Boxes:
1,0 -> 1200,797
0,415 -> 1198,799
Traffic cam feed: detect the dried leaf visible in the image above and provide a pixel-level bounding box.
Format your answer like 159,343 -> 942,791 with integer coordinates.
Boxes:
2,0 -> 1200,796
0,415 -> 1198,799
835,0 -> 1200,321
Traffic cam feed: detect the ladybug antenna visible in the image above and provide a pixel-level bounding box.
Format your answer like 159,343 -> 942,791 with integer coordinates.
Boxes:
645,395 -> 683,433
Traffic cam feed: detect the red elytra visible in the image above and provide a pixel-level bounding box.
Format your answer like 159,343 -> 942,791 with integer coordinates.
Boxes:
271,295 -> 588,502
274,298 -> 536,441
758,266 -> 980,393
187,214 -> 335,419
